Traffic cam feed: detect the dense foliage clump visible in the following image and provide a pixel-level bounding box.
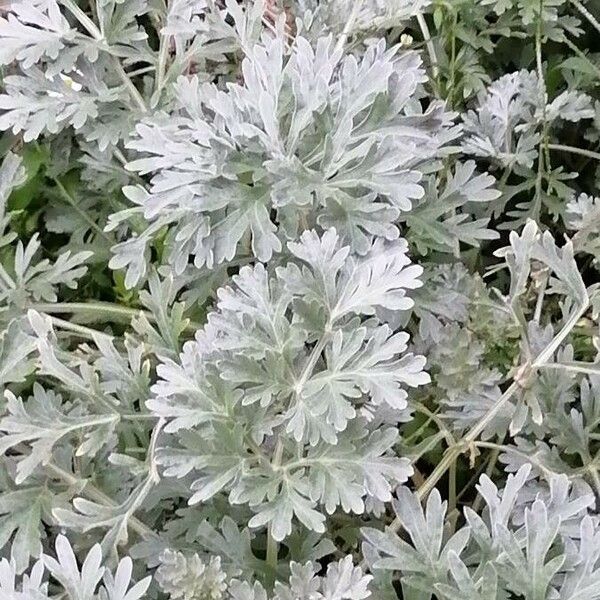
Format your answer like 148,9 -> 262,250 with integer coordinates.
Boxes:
2,1 -> 600,598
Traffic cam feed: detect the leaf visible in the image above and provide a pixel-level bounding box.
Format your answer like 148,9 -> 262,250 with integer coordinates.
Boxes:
405,161 -> 500,255
157,423 -> 249,504
0,319 -> 36,386
283,229 -> 423,323
305,427 -> 413,514
363,487 -> 470,593
493,219 -> 538,307
495,500 -> 564,600
321,556 -> 372,600
121,34 -> 455,273
0,152 -> 26,215
43,535 -> 104,600
300,325 -> 428,428
246,472 -> 326,542
101,557 -> 151,600
0,384 -> 118,483
434,554 -> 498,600
0,68 -> 107,142
0,0 -> 74,68
558,516 -> 600,600
531,227 -> 588,306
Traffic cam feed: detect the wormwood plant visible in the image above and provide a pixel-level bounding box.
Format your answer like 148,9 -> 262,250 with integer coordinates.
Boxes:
3,0 -> 600,598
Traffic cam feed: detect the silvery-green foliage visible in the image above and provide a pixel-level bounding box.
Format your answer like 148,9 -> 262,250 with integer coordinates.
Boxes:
0,384 -> 118,483
363,487 -> 470,595
462,70 -> 593,169
565,193 -> 600,262
294,0 -> 432,35
156,550 -> 228,600
0,533 -> 151,600
0,0 -> 77,69
404,160 -> 501,255
228,556 -> 371,600
147,548 -> 372,600
2,0 -> 600,599
0,152 -> 92,310
114,34 -> 456,285
364,465 -> 600,600
149,228 -> 428,540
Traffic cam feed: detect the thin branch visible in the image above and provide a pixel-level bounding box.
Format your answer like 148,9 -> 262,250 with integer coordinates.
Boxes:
562,36 -> 600,82
47,315 -> 114,340
30,301 -> 202,331
44,460 -> 158,542
60,0 -> 148,113
53,178 -> 113,244
155,32 -> 170,98
571,0 -> 600,36
547,143 -> 600,162
416,12 -> 439,81
333,0 -> 360,57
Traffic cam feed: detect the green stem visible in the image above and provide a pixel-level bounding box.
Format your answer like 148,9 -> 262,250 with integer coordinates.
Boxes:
448,459 -> 457,515
31,301 -> 202,333
534,0 -> 547,220
447,7 -> 458,106
31,301 -> 150,321
121,413 -> 159,421
53,178 -> 113,244
47,315 -> 114,340
42,458 -> 158,541
587,465 -> 600,498
562,37 -> 600,82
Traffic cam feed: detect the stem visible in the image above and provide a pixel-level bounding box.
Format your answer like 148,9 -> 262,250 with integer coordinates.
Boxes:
43,460 -> 158,542
533,271 -> 549,323
571,0 -> 600,36
413,403 -> 455,447
547,143 -> 600,162
53,178 -> 113,244
448,459 -> 457,515
48,315 -> 114,340
296,333 -> 330,392
588,465 -> 600,498
31,301 -> 201,332
447,7 -> 457,106
562,37 -> 600,82
155,32 -> 170,97
61,0 -> 148,113
539,361 -> 600,375
475,441 -> 561,477
121,413 -> 159,421
534,0 -> 547,220
266,439 -> 284,570
333,1 -> 360,57
61,0 -> 98,36
416,12 -> 439,81
31,301 -> 151,322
